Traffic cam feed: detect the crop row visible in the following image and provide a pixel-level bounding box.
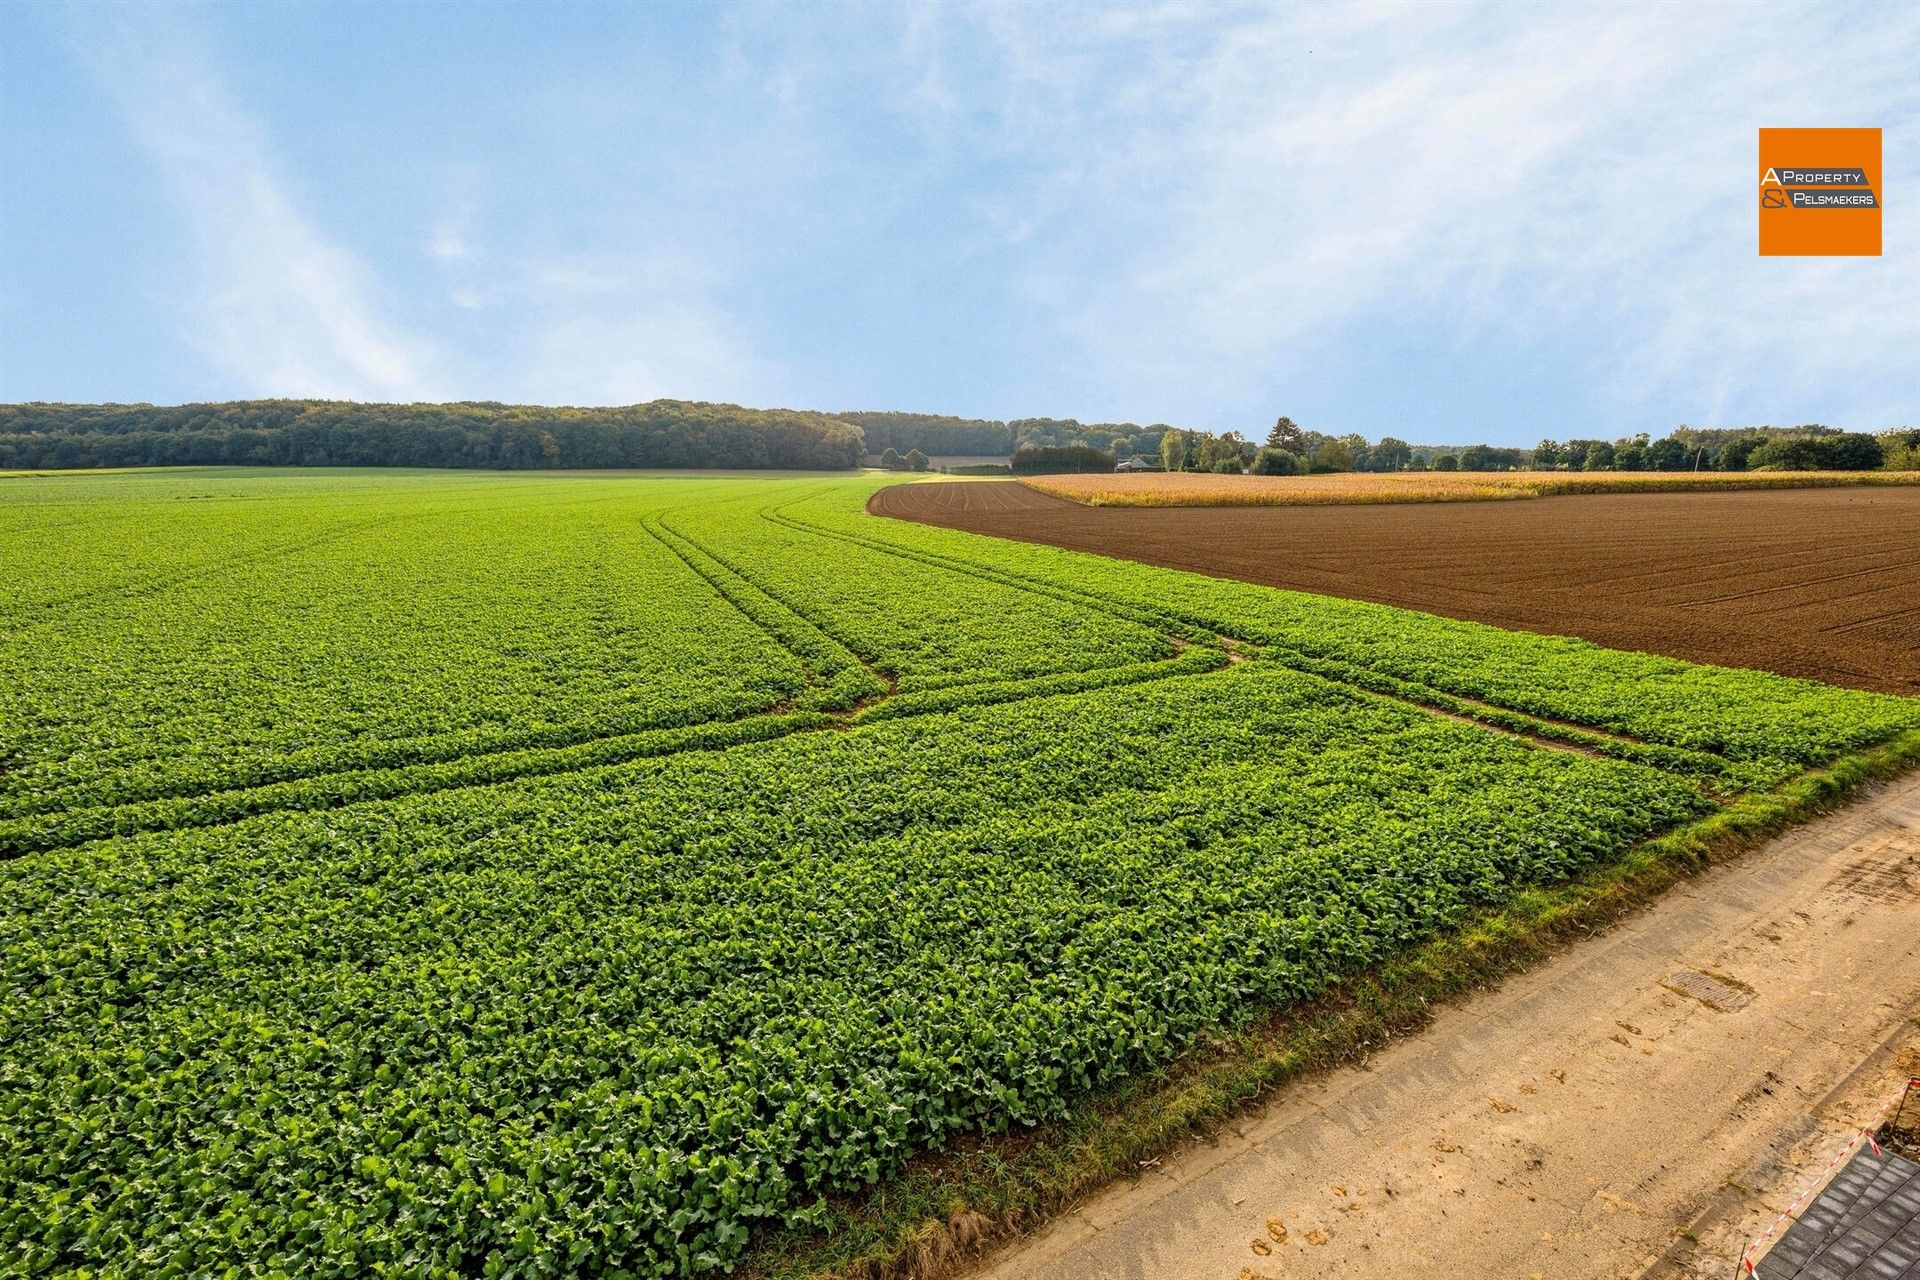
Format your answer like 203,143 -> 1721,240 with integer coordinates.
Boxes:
6,470 -> 1919,1279
656,485 -> 1169,694
1,480 -> 810,816
2,477 -> 1182,822
3,663 -> 1711,1277
763,503 -> 1780,790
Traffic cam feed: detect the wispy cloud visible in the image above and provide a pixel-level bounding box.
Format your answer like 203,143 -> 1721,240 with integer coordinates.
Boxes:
426,222 -> 473,264
22,0 -> 1915,431
64,4 -> 440,400
871,0 -> 1920,430
506,252 -> 770,405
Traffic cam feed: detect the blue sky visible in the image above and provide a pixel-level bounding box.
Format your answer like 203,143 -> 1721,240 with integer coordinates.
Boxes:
3,1 -> 1916,447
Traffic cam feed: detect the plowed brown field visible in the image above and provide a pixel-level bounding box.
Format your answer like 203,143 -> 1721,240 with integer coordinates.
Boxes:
871,480 -> 1920,693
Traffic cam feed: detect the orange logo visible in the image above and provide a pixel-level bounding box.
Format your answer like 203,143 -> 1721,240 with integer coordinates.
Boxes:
1758,127 -> 1881,257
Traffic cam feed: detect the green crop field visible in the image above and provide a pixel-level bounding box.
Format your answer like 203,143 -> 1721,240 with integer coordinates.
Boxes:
5,468 -> 1918,1278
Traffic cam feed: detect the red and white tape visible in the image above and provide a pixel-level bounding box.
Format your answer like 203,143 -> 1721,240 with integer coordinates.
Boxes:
1736,1081 -> 1917,1277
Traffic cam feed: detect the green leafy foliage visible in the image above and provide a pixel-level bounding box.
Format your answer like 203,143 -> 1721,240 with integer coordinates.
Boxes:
3,468 -> 1917,1278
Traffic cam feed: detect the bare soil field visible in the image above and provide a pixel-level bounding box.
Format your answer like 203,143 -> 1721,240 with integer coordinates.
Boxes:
1023,469 -> 1920,507
872,481 -> 1920,694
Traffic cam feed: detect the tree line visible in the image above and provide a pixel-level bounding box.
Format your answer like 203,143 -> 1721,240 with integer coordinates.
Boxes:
0,400 -> 867,472
5,400 -> 1912,476
1009,444 -> 1120,474
1153,419 -> 1917,476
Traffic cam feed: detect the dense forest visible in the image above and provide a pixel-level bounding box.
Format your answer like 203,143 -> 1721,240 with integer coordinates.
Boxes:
3,400 -> 1911,476
840,411 -> 1173,461
0,400 -> 866,472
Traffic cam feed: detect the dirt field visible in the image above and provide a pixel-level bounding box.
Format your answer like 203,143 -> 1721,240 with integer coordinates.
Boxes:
972,772 -> 1920,1280
872,481 -> 1920,694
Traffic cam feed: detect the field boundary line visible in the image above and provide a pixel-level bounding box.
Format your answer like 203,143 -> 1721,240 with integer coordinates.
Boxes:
672,502 -> 1183,692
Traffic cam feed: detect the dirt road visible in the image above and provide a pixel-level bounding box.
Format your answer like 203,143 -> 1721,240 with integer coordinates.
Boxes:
970,772 -> 1920,1280
872,482 -> 1920,694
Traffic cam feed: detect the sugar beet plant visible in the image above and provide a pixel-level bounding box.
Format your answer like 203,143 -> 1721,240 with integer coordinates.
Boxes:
3,469 -> 1917,1278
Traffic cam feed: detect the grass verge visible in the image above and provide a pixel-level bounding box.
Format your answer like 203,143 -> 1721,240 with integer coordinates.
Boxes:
741,727 -> 1920,1280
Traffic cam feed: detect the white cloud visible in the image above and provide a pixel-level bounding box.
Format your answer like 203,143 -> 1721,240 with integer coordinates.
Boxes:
506,253 -> 770,406
66,5 -> 441,400
885,0 -> 1920,430
43,0 -> 1915,427
426,222 -> 473,264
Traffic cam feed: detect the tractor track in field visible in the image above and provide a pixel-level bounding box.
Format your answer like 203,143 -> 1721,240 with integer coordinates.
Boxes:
778,505 -> 1753,787
0,518 -> 818,826
3,498 -> 1825,856
0,510 -> 1222,855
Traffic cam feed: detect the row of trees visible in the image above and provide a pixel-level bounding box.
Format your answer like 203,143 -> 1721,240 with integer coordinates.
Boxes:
7,400 -> 1912,477
1160,418 -> 1419,476
1518,426 -> 1898,473
1156,417 -> 1915,476
0,401 -> 868,472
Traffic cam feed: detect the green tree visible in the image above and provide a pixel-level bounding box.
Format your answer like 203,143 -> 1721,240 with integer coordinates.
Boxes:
1879,429 -> 1920,470
1645,438 -> 1688,471
1432,453 -> 1459,471
1009,444 -> 1117,474
1822,433 -> 1885,470
1249,447 -> 1302,475
879,447 -> 902,470
1160,429 -> 1191,472
1193,431 -> 1250,471
1718,437 -> 1760,471
1559,439 -> 1598,470
1372,437 -> 1412,471
904,448 -> 930,472
1309,440 -> 1353,473
1749,433 -> 1883,471
1265,416 -> 1305,452
1532,439 -> 1562,469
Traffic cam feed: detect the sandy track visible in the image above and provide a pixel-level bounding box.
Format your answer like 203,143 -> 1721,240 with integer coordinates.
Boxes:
970,772 -> 1920,1280
871,482 -> 1920,694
